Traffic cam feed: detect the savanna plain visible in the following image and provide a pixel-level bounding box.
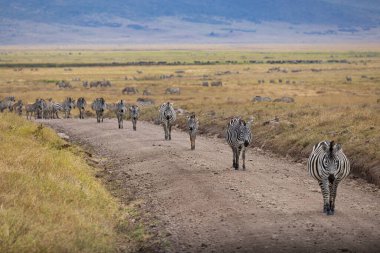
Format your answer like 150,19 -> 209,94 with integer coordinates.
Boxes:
0,46 -> 379,252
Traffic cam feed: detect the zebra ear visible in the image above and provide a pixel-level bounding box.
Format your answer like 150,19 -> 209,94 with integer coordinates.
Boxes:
321,142 -> 329,152
333,143 -> 342,153
247,118 -> 254,127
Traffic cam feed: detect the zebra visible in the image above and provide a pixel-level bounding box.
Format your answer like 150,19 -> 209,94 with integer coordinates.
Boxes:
0,96 -> 16,112
44,98 -> 56,119
159,102 -> 176,140
25,99 -> 44,120
92,98 -> 106,123
52,102 -> 63,119
115,100 -> 127,129
187,113 -> 199,150
35,98 -> 47,119
225,117 -> 253,170
307,141 -> 350,215
77,97 -> 87,119
62,97 -> 75,118
165,87 -> 180,95
12,100 -> 23,116
129,105 -> 139,131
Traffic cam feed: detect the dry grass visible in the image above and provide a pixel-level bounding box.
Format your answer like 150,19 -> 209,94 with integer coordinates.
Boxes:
0,48 -> 379,185
0,113 -> 146,253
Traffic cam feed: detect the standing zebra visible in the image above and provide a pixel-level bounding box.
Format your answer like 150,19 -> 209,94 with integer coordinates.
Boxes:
307,141 -> 350,215
225,117 -> 253,170
62,97 -> 75,118
129,105 -> 139,131
51,102 -> 63,119
187,113 -> 199,150
44,98 -> 56,119
0,96 -> 16,112
77,97 -> 87,119
25,99 -> 44,120
92,98 -> 106,123
159,102 -> 176,140
35,98 -> 46,119
115,100 -> 127,129
12,100 -> 23,116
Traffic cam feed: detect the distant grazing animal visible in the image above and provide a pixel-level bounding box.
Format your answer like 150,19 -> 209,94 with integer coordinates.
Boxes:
346,76 -> 352,83
115,100 -> 127,129
56,80 -> 72,89
226,117 -> 253,170
307,141 -> 350,215
92,98 -> 106,123
77,97 -> 87,119
90,80 -> 112,88
129,105 -> 140,131
187,113 -> 199,150
62,97 -> 76,118
159,102 -> 176,140
122,87 -> 139,95
165,87 -> 181,95
211,81 -> 223,87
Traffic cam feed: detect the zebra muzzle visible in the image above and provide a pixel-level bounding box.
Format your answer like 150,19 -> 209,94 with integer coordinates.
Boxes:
244,141 -> 249,147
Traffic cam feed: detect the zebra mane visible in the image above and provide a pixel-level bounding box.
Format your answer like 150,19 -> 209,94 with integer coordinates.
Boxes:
330,141 -> 335,153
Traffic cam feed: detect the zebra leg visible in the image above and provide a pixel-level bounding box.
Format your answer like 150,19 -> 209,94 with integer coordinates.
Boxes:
242,147 -> 246,170
319,180 -> 331,215
190,134 -> 195,150
163,124 -> 168,140
329,180 -> 339,215
232,147 -> 236,168
168,124 -> 172,140
236,147 -> 242,169
133,120 -> 136,131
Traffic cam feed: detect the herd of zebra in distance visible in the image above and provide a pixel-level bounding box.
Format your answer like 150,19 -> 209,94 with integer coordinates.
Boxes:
0,95 -> 351,216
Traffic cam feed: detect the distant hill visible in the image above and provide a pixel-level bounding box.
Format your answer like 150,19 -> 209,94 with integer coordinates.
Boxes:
0,0 -> 379,45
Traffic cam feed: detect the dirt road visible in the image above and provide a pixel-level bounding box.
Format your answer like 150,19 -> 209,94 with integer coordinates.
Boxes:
44,118 -> 380,253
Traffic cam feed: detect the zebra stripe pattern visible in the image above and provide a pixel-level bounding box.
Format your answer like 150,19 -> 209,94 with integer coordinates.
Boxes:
0,96 -> 16,112
187,113 -> 199,150
226,117 -> 253,170
307,140 -> 350,215
159,102 -> 176,140
62,97 -> 75,119
129,105 -> 140,131
115,100 -> 127,129
77,97 -> 87,119
92,98 -> 106,123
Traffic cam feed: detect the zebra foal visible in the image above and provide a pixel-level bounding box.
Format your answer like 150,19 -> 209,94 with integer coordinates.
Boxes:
308,141 -> 350,215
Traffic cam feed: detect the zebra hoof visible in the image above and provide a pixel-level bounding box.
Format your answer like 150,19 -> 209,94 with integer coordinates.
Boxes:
327,210 -> 334,215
